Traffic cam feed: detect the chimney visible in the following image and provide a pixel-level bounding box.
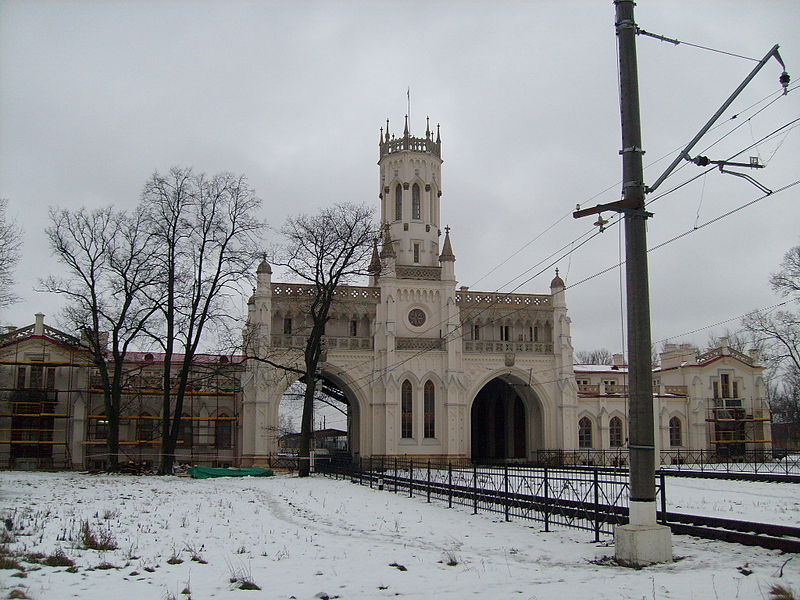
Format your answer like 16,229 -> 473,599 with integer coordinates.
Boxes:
612,353 -> 625,367
34,313 -> 45,336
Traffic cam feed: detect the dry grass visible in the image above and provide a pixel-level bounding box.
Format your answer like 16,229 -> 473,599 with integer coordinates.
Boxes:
770,584 -> 798,600
80,520 -> 118,551
43,547 -> 75,568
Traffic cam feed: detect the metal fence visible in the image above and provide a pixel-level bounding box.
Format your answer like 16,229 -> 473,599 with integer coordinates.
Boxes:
495,449 -> 800,475
316,456 -> 666,540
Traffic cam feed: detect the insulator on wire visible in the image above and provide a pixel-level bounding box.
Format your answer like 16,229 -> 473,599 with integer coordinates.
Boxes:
780,71 -> 790,95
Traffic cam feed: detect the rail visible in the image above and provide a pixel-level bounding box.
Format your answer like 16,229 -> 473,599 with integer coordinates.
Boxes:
316,456 -> 800,552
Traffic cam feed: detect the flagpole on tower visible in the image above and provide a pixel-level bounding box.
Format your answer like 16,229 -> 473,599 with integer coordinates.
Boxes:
407,87 -> 411,128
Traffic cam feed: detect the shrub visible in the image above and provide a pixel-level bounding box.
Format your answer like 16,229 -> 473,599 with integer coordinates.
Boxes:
0,555 -> 23,570
228,562 -> 261,591
43,547 -> 75,568
80,520 -> 117,551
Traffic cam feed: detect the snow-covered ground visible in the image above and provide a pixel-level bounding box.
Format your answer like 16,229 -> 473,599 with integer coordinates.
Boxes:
1,471 -> 798,600
666,476 -> 800,526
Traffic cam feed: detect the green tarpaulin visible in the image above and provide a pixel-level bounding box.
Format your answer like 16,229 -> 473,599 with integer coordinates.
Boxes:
188,466 -> 274,479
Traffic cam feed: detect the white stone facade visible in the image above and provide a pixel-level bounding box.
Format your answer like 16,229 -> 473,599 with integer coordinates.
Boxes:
242,119 -> 579,463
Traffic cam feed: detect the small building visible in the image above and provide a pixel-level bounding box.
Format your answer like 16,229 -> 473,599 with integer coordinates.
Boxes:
574,339 -> 771,462
0,314 -> 243,470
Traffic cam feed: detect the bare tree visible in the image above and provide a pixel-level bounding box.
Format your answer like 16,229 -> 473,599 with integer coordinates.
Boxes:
43,207 -> 158,471
141,167 -> 264,474
0,199 -> 23,310
575,348 -> 614,365
743,243 -> 800,423
770,365 -> 800,424
704,329 -> 751,353
274,203 -> 376,476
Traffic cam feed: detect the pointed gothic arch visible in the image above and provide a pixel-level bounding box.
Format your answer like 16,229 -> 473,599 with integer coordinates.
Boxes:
412,182 -> 421,220
394,183 -> 403,221
468,371 -> 545,461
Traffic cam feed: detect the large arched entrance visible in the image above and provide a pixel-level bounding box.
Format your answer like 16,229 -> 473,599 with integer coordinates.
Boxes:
274,369 -> 362,459
470,375 -> 542,462
318,371 -> 361,457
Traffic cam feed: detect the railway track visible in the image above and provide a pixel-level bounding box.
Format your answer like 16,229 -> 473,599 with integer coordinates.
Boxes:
661,512 -> 800,553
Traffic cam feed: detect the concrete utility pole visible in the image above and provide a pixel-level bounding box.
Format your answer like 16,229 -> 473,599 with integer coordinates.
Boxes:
574,0 -> 671,565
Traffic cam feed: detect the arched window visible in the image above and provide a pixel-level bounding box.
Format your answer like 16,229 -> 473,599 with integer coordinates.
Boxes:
412,183 -> 421,220
609,416 -> 623,448
578,417 -> 593,448
394,184 -> 403,221
401,380 -> 413,438
90,412 -> 108,440
137,412 -> 154,442
178,413 -> 193,448
669,417 -> 682,447
215,413 -> 233,449
423,380 -> 435,438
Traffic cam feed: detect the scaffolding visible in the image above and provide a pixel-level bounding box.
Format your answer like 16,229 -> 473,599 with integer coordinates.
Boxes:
0,334 -> 88,469
706,397 -> 772,458
82,358 -> 243,470
0,323 -> 243,470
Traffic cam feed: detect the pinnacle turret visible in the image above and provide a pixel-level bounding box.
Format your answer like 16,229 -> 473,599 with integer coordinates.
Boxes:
379,223 -> 396,259
439,226 -> 455,262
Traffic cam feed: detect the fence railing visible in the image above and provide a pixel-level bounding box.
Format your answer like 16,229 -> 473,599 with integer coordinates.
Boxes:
316,456 -> 666,540
492,449 -> 800,475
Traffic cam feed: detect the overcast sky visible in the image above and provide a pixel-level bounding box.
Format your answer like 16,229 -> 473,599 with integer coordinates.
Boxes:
1,0 -> 799,361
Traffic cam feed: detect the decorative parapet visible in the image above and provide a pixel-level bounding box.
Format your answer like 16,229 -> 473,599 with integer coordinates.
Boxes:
456,291 -> 551,307
605,384 -> 628,395
396,337 -> 445,351
380,135 -> 441,159
463,340 -> 553,354
271,283 -> 380,302
0,324 -> 81,348
323,336 -> 373,351
395,265 -> 441,280
664,385 -> 688,396
44,325 -> 82,347
578,383 -> 601,395
697,347 -> 754,366
269,334 -> 374,351
728,348 -> 755,366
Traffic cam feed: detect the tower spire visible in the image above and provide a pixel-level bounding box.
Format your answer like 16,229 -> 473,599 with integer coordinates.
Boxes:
379,222 -> 396,259
439,225 -> 455,262
404,114 -> 409,137
368,238 -> 381,276
426,116 -> 431,139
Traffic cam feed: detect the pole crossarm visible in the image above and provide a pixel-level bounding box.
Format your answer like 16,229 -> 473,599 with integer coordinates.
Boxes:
647,44 -> 785,195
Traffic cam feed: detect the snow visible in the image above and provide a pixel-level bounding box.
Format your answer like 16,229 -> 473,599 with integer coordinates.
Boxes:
2,471 -> 799,599
666,476 -> 800,526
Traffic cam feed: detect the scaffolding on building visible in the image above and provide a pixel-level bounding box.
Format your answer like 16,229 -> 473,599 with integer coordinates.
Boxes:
0,326 -> 91,469
82,357 -> 243,470
0,322 -> 244,470
706,397 -> 772,458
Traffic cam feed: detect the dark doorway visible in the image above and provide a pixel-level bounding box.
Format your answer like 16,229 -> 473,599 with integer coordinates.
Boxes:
471,378 -> 527,461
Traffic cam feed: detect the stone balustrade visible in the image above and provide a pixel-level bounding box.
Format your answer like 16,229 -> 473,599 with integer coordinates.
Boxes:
463,340 -> 553,354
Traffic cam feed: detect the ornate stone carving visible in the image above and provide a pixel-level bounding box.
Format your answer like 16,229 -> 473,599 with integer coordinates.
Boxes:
396,337 -> 444,351
395,265 -> 441,280
456,291 -> 550,306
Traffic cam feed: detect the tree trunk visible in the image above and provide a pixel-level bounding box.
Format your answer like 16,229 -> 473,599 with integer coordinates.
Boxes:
298,378 -> 316,477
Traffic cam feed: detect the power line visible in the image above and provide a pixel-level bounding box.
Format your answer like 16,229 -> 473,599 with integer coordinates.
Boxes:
637,28 -> 760,62
652,301 -> 790,346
